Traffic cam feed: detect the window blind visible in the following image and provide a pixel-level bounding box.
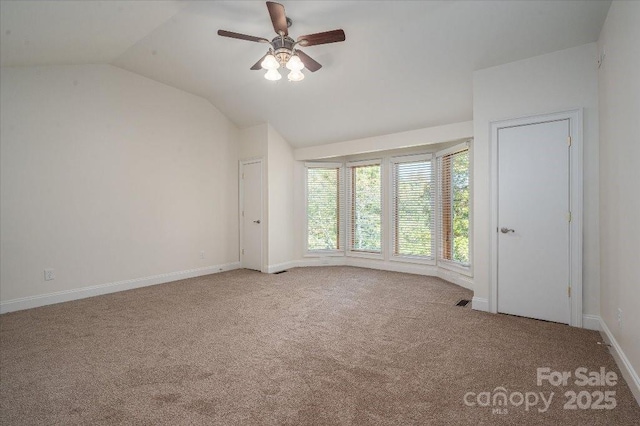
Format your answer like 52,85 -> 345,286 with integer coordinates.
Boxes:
348,162 -> 382,253
437,147 -> 470,266
391,155 -> 435,259
306,165 -> 344,251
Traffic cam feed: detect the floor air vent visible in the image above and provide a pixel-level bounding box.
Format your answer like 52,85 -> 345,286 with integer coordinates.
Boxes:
456,299 -> 470,307
273,270 -> 288,275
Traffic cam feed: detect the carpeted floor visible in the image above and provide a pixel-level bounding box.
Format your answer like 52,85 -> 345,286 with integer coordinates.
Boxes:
1,266 -> 638,425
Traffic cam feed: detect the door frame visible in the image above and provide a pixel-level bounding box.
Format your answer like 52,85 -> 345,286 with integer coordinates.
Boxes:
489,109 -> 583,327
239,158 -> 265,272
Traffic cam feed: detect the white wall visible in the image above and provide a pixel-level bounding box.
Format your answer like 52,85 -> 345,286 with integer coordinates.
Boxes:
239,123 -> 267,160
597,0 -> 640,379
0,64 -> 239,305
295,121 -> 473,161
472,43 -> 600,316
266,125 -> 295,269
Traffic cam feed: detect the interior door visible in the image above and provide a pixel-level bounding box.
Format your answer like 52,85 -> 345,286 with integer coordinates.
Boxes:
241,161 -> 262,271
497,119 -> 570,324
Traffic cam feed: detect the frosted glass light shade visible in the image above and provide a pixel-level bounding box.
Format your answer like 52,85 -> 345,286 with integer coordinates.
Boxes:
286,55 -> 304,71
261,54 -> 280,70
288,70 -> 304,82
264,68 -> 282,81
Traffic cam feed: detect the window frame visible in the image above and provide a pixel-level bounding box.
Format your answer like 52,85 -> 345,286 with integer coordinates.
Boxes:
302,141 -> 474,278
388,153 -> 436,265
304,162 -> 345,257
435,141 -> 473,276
346,159 -> 384,259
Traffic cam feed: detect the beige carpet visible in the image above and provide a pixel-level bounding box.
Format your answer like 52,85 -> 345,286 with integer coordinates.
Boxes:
1,266 -> 638,425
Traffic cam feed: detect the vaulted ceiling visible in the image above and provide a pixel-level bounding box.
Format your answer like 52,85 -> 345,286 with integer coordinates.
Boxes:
0,1 -> 611,147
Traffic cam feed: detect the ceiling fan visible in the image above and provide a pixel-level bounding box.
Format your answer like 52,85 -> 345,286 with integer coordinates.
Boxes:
217,1 -> 346,81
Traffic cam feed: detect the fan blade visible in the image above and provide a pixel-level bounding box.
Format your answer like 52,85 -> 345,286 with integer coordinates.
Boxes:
251,53 -> 269,70
217,30 -> 270,44
296,50 -> 322,72
297,29 -> 345,47
266,2 -> 288,36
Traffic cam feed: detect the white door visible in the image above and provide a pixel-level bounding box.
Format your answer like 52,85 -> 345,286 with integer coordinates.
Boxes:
497,119 -> 570,324
241,161 -> 262,271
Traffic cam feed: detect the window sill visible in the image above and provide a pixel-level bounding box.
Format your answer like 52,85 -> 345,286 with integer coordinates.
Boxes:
346,251 -> 384,260
389,255 -> 436,266
304,251 -> 345,258
437,259 -> 473,277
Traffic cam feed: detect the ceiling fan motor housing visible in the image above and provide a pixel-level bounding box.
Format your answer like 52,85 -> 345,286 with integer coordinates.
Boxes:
272,36 -> 296,67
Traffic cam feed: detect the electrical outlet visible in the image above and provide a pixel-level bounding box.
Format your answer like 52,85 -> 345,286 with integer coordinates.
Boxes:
200,251 -> 205,259
44,269 -> 55,281
617,308 -> 622,329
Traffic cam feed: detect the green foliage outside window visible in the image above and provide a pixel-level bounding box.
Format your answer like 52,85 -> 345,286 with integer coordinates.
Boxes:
307,168 -> 339,250
352,165 -> 381,252
451,152 -> 470,264
395,161 -> 433,257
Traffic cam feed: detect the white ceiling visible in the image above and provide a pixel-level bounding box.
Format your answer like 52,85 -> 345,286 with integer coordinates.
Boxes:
0,1 -> 611,147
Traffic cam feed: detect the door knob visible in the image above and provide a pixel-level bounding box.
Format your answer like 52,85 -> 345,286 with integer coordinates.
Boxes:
253,220 -> 261,224
500,227 -> 515,234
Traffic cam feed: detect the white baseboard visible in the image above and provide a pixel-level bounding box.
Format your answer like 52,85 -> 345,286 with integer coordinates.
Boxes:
471,296 -> 489,312
582,314 -> 601,331
290,257 -> 474,290
437,268 -> 473,290
0,262 -> 241,314
267,261 -> 300,273
598,317 -> 640,406
346,257 -> 438,276
295,257 -> 347,268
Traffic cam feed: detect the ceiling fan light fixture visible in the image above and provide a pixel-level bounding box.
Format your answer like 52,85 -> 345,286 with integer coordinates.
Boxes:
261,53 -> 280,70
264,68 -> 282,81
286,54 -> 304,71
218,2 -> 346,82
288,69 -> 304,82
